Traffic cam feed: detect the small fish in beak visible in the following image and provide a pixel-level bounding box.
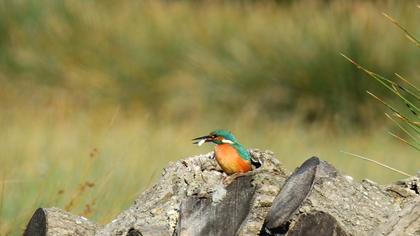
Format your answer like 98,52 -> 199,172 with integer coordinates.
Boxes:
197,139 -> 206,146
192,135 -> 213,146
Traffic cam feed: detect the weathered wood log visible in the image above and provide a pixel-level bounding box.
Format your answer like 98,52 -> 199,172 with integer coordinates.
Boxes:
24,150 -> 419,236
373,197 -> 420,236
373,176 -> 420,236
24,207 -> 99,236
262,156 -> 420,236
263,156 -> 320,232
96,149 -> 287,235
175,175 -> 255,235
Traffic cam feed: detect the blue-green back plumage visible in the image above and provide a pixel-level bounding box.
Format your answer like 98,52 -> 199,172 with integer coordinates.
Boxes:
232,143 -> 251,161
210,129 -> 251,161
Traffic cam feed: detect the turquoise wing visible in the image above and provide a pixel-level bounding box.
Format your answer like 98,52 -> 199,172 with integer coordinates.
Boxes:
233,143 -> 251,161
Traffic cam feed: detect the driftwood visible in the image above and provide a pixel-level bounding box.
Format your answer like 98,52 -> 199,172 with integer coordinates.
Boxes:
25,150 -> 420,236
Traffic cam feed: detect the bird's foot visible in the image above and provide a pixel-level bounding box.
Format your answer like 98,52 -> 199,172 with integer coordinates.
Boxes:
222,172 -> 247,186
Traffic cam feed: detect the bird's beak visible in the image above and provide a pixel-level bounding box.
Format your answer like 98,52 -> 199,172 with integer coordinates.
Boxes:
192,135 -> 213,146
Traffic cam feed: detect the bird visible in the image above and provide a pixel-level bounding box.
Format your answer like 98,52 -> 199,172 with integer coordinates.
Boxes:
192,130 -> 256,177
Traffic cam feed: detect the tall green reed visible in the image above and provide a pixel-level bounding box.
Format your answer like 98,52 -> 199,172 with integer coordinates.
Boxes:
342,9 -> 419,151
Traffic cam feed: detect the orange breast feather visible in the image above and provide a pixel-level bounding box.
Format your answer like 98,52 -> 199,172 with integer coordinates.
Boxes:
215,144 -> 252,174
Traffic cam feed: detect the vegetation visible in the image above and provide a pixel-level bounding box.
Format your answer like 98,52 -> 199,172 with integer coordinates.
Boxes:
343,11 -> 420,152
0,0 -> 419,235
0,0 -> 418,125
340,9 -> 419,175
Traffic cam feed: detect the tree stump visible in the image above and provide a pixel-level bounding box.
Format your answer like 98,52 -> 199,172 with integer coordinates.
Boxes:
24,150 -> 419,236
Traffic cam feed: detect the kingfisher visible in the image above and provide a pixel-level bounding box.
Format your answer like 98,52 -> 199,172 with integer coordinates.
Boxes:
192,130 -> 256,175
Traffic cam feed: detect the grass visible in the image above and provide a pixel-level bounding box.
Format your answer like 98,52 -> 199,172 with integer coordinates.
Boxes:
342,9 -> 419,151
0,109 -> 419,235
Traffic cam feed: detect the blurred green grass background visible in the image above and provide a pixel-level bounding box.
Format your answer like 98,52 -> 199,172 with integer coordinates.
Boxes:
0,0 -> 419,234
